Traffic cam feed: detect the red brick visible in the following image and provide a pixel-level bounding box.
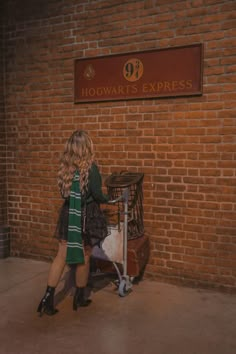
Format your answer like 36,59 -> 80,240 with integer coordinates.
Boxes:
1,0 -> 236,293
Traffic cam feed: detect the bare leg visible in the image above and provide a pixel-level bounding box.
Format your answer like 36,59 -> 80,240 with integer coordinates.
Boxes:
37,241 -> 67,316
47,241 -> 67,287
75,245 -> 92,287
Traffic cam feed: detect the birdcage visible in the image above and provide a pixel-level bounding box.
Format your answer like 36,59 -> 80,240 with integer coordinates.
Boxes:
105,171 -> 144,240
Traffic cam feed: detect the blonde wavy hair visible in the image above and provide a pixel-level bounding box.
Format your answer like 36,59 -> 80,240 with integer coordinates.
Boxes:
58,130 -> 95,197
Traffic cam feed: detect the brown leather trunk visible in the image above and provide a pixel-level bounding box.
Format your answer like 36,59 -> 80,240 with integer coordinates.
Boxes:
127,234 -> 150,277
94,234 -> 149,279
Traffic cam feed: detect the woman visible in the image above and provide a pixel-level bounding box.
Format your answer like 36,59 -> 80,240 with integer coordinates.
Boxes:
37,130 -> 109,316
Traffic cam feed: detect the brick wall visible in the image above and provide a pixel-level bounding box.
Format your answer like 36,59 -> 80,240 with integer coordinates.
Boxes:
0,8 -> 7,227
2,0 -> 236,292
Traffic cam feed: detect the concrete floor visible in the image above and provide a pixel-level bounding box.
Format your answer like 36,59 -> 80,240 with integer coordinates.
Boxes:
0,257 -> 236,354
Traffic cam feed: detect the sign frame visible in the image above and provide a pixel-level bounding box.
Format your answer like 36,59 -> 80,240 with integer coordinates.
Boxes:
74,43 -> 203,104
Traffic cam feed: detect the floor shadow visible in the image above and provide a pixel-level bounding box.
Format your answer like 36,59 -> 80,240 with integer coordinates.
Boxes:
54,267 -> 75,305
54,256 -> 146,305
54,265 -> 119,305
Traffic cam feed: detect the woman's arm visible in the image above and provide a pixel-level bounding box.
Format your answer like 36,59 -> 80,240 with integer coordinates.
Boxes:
87,163 -> 109,203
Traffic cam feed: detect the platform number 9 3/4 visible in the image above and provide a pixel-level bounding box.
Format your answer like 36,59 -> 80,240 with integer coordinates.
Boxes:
123,58 -> 144,82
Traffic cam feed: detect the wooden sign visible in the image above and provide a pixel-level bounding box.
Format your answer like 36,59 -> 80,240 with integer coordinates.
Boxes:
74,43 -> 203,103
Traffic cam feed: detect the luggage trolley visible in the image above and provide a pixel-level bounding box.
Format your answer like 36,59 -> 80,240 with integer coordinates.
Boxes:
91,171 -> 144,297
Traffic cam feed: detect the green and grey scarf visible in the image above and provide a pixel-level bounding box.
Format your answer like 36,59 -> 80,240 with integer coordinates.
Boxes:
66,170 -> 85,264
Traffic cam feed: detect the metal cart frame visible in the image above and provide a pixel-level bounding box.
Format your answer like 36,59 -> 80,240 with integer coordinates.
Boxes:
91,187 -> 133,297
91,171 -> 144,297
108,188 -> 133,296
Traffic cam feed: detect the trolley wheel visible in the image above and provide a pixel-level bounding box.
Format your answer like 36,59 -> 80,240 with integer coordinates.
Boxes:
118,278 -> 132,297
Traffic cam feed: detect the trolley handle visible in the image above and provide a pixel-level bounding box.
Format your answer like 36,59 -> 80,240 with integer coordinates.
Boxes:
107,188 -> 129,204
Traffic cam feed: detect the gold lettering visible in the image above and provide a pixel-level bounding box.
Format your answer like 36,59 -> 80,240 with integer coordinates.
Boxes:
111,86 -> 117,94
164,81 -> 171,91
97,87 -> 104,96
142,83 -> 149,93
103,87 -> 112,95
149,82 -> 156,92
186,80 -> 193,88
118,86 -> 125,94
157,81 -> 164,91
81,88 -> 87,97
172,81 -> 178,90
179,80 -> 185,89
125,85 -> 130,94
81,79 -> 194,98
131,84 -> 138,93
89,88 -> 96,96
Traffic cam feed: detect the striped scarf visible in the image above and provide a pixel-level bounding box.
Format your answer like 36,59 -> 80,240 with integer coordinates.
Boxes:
66,170 -> 85,264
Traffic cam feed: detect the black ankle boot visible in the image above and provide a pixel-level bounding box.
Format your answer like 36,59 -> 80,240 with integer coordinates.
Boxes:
73,287 -> 92,311
37,286 -> 58,316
